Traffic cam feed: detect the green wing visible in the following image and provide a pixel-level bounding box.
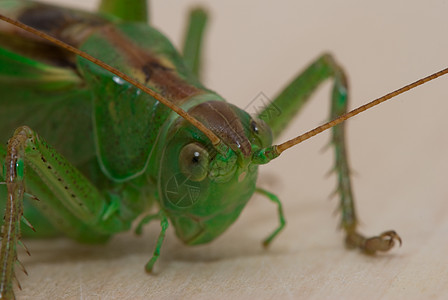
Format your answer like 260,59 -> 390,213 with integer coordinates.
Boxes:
0,47 -> 96,168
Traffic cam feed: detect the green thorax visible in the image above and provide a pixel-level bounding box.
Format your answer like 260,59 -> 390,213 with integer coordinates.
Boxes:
77,22 -> 218,181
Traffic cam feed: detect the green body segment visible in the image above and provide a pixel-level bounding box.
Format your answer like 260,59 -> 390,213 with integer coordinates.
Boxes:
79,23 -> 202,181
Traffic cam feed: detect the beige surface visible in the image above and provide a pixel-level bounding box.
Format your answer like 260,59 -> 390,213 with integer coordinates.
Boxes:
12,0 -> 448,299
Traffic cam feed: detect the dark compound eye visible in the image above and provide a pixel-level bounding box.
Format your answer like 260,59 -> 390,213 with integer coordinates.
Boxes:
250,120 -> 259,134
179,143 -> 209,181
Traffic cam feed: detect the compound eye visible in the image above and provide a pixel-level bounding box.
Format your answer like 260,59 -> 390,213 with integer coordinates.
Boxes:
250,120 -> 259,134
179,143 -> 209,181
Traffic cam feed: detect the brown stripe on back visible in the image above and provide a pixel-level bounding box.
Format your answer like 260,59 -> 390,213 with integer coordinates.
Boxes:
16,3 -> 107,47
100,26 -> 201,103
189,101 -> 252,157
4,3 -> 200,102
0,3 -> 107,68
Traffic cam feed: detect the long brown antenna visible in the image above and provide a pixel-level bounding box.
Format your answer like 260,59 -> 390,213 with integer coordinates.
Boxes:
275,66 -> 448,154
251,66 -> 448,165
0,14 -> 222,147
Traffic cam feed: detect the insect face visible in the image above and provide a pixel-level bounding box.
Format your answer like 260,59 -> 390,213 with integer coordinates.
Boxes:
157,101 -> 272,245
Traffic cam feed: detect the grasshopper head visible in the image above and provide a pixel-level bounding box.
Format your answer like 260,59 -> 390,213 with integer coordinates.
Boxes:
158,101 -> 272,245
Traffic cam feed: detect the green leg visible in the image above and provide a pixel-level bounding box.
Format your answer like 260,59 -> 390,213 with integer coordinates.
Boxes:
1,147 -> 60,239
144,211 -> 169,273
0,142 -> 18,300
182,8 -> 208,79
259,54 -> 401,253
0,126 -> 133,298
135,211 -> 163,235
256,187 -> 286,248
98,0 -> 149,23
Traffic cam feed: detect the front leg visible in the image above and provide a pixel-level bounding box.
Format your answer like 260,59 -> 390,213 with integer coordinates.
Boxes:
259,54 -> 401,253
0,127 -> 25,299
0,126 -> 133,299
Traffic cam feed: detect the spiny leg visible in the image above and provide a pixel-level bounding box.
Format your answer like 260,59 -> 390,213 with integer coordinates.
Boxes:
182,7 -> 208,79
259,53 -> 401,253
0,126 -> 134,299
329,70 -> 401,253
255,188 -> 286,248
1,145 -> 60,239
0,128 -> 26,299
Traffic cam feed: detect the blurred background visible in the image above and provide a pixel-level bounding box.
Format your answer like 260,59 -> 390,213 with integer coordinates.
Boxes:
14,0 -> 448,299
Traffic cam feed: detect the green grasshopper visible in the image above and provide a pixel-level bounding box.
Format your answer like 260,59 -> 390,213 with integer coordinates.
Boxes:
1,0 -> 447,298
